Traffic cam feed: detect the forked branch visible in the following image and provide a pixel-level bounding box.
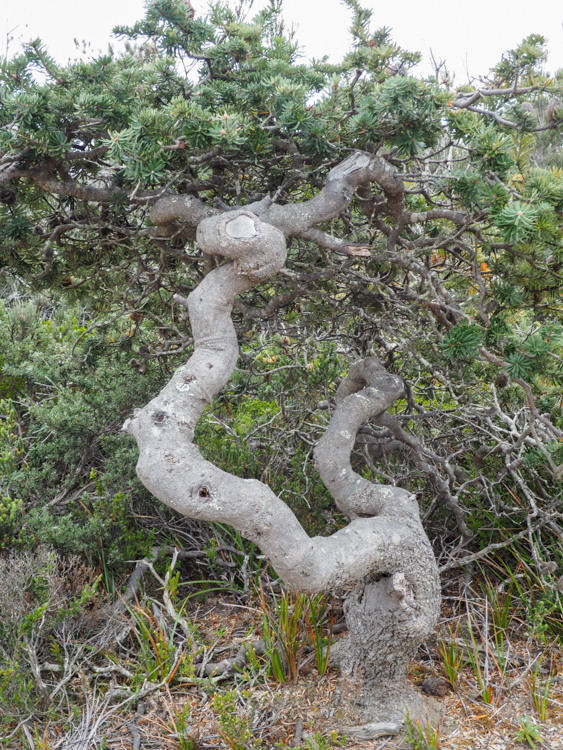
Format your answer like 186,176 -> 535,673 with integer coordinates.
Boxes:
123,153 -> 439,633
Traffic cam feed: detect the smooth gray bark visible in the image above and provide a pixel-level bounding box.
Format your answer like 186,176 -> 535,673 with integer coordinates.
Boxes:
124,152 -> 441,722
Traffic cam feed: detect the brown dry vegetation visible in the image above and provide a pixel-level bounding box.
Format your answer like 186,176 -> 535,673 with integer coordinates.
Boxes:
3,548 -> 563,750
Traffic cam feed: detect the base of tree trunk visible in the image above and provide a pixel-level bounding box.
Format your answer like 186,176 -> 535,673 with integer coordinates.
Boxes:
332,571 -> 442,726
338,671 -> 442,725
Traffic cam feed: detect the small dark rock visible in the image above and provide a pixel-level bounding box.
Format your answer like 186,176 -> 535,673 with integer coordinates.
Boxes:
421,677 -> 450,698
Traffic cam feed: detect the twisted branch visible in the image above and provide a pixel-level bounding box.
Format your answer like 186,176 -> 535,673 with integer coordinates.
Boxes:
123,154 -> 439,649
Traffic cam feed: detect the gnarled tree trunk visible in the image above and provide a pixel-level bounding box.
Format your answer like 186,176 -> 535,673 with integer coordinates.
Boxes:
314,359 -> 440,722
123,152 -> 441,723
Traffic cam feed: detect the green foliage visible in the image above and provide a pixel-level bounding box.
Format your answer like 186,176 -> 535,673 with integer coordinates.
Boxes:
441,321 -> 482,360
529,656 -> 554,720
491,281 -> 524,307
515,715 -> 542,748
471,126 -> 515,177
504,350 -> 533,379
128,600 -> 187,684
0,295 -> 169,564
259,585 -> 309,683
212,690 -> 260,750
0,398 -> 23,475
527,167 -> 563,210
170,701 -> 197,750
493,34 -> 548,81
405,712 -> 441,750
307,593 -> 333,676
258,585 -> 333,683
0,399 -> 25,549
0,494 -> 23,550
2,5 -> 563,745
437,624 -> 465,689
495,201 -> 538,243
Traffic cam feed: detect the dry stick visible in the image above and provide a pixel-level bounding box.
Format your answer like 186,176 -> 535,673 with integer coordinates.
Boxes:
0,719 -> 30,745
374,411 -> 473,542
92,663 -> 135,679
438,522 -> 547,574
108,543 -> 239,617
129,721 -> 142,750
293,717 -> 303,747
23,635 -> 51,705
202,639 -> 265,677
21,724 -> 36,750
505,653 -> 542,694
515,376 -> 563,441
480,348 -> 563,445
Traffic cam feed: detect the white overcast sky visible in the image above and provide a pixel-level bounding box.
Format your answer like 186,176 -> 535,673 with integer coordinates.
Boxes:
3,0 -> 563,82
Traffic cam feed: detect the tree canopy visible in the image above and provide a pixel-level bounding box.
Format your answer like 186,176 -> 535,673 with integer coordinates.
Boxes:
2,0 -> 563,550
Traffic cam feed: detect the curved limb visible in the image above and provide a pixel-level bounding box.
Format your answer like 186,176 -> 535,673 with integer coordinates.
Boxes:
124,152 -> 440,723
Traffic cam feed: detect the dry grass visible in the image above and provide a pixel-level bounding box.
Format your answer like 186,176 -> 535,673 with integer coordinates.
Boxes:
42,641 -> 563,750
4,573 -> 563,750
